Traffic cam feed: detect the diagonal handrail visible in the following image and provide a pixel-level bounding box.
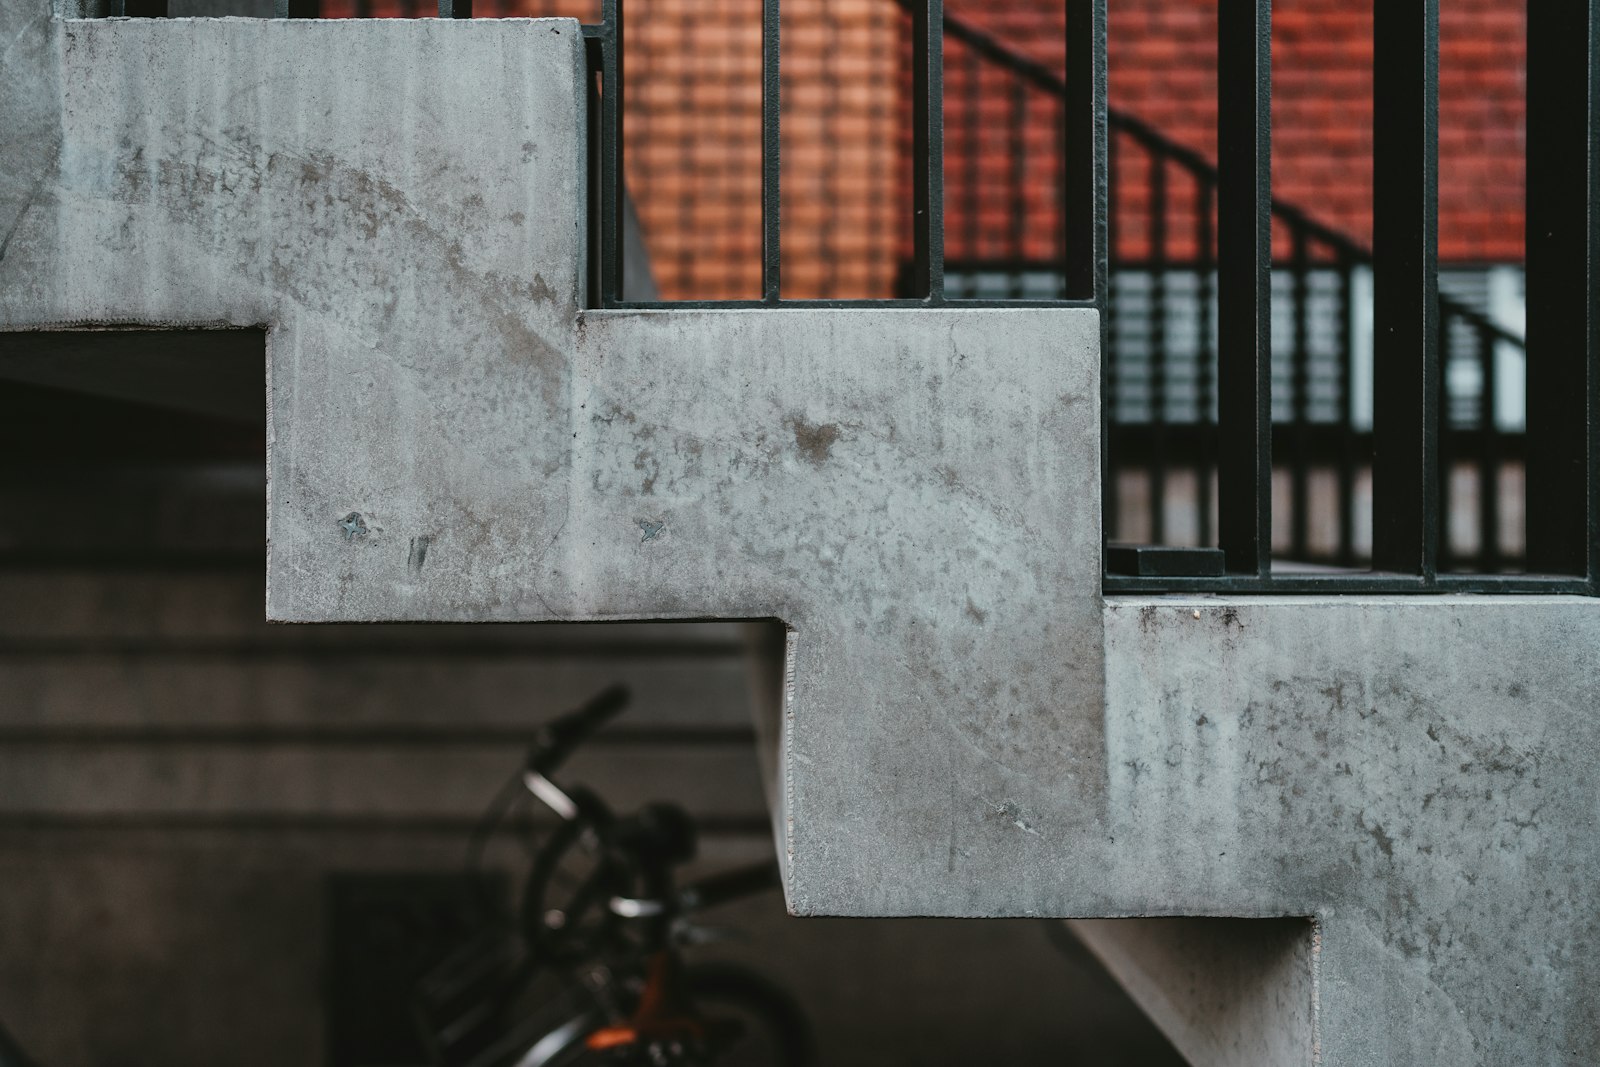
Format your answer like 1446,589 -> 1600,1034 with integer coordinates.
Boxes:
923,1 -> 1525,351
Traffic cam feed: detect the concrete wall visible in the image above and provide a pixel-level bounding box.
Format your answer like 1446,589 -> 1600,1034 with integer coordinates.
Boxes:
0,377 -> 1173,1065
3,2 -> 1599,1063
1070,916 -> 1316,1067
0,7 -> 1159,1063
0,562 -> 1186,1066
0,0 -> 1107,919
1097,597 -> 1600,1065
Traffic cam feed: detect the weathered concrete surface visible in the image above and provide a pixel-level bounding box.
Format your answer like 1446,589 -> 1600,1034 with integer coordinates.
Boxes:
1101,597 -> 1600,1065
0,9 -> 590,611
0,2 -> 1105,917
275,304 -> 1105,911
566,311 -> 1105,911
0,16 -> 590,603
1069,916 -> 1315,1067
5,3 -> 1600,1061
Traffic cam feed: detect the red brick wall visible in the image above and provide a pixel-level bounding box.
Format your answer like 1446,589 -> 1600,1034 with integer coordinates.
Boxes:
324,0 -> 1527,295
960,0 -> 1525,264
585,0 -> 902,301
534,0 -> 900,300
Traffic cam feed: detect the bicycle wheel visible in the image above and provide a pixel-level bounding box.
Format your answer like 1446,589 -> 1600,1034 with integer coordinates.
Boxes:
681,963 -> 815,1067
515,963 -> 813,1067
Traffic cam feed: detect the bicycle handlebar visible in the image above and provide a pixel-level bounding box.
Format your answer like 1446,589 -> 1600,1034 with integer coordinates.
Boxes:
677,861 -> 782,913
525,685 -> 630,778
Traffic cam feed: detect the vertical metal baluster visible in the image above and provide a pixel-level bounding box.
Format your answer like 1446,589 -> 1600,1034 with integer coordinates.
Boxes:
1290,227 -> 1311,562
1217,0 -> 1273,576
276,0 -> 316,17
1525,0 -> 1597,582
597,0 -> 623,305
762,0 -> 781,302
965,47 -> 982,298
1084,0 -> 1112,555
1438,321 -> 1454,571
1148,152 -> 1169,543
1476,322 -> 1501,573
1063,0 -> 1099,301
1009,79 -> 1028,299
1371,0 -> 1440,577
1335,253 -> 1357,566
1197,177 -> 1216,547
439,0 -> 469,20
585,33 -> 603,306
1105,131 -> 1122,541
1054,92 -> 1068,299
911,0 -> 945,301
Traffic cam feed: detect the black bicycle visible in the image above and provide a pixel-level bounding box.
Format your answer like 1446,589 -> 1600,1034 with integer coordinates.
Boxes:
414,686 -> 813,1067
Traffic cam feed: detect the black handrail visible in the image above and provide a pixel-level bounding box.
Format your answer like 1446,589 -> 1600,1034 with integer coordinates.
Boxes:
918,0 -> 1556,578
925,0 -> 1525,352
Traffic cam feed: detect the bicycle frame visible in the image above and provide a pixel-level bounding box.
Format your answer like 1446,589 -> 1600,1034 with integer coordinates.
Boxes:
417,688 -> 797,1067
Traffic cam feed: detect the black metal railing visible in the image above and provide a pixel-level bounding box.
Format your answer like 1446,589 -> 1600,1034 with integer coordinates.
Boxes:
580,0 -> 1104,311
1130,0 -> 1592,594
105,2 -> 478,30
928,3 -> 1593,594
94,0 -> 1594,596
931,5 -> 1546,578
1106,85 -> 1535,576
